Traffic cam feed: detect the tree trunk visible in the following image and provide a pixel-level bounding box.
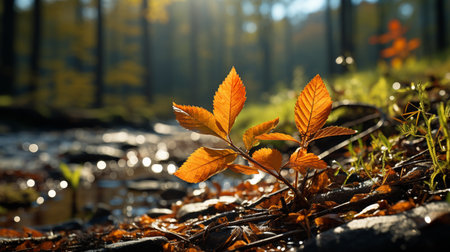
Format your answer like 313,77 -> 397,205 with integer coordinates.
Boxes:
232,0 -> 243,69
189,0 -> 199,100
0,0 -> 16,95
29,0 -> 42,105
339,0 -> 353,72
325,0 -> 334,76
258,0 -> 273,92
284,18 -> 294,85
435,0 -> 446,51
142,0 -> 153,102
94,0 -> 104,108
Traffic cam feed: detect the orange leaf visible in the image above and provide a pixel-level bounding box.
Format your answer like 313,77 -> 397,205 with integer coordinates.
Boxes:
173,103 -> 226,139
251,148 -> 282,172
256,133 -> 300,144
243,117 -> 279,150
227,164 -> 259,175
174,147 -> 237,183
309,171 -> 330,194
289,149 -> 327,174
213,67 -> 246,135
294,75 -> 332,137
309,126 -> 356,143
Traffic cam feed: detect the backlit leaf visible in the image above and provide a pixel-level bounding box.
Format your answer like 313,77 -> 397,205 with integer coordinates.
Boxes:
243,117 -> 279,150
294,75 -> 332,137
289,149 -> 327,174
252,148 -> 283,172
227,164 -> 259,175
173,103 -> 226,139
174,147 -> 237,183
309,126 -> 356,143
213,67 -> 246,135
256,133 -> 300,145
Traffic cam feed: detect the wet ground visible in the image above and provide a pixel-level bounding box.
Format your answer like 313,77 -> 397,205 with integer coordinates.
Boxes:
0,122 -> 238,229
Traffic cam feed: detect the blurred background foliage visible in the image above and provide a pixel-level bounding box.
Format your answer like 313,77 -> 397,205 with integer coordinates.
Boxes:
0,0 -> 449,127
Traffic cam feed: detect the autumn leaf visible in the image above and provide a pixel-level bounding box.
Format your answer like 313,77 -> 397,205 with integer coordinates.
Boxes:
174,147 -> 237,183
227,164 -> 259,175
243,117 -> 279,150
295,75 -> 332,138
289,149 -> 327,174
256,132 -> 300,145
173,103 -> 226,139
213,67 -> 246,135
252,148 -> 283,172
309,126 -> 356,143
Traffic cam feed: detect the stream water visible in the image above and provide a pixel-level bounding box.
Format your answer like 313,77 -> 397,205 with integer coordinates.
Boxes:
0,122 -> 237,229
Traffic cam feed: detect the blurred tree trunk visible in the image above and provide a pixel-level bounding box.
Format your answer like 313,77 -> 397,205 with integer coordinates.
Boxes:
376,0 -> 386,60
0,0 -> 16,95
94,0 -> 104,108
325,0 -> 334,76
141,0 -> 153,102
284,17 -> 294,85
232,0 -> 243,69
29,0 -> 42,105
420,0 -> 431,55
435,0 -> 446,51
258,0 -> 274,92
213,0 -> 226,80
165,4 -> 175,94
74,0 -> 84,71
339,0 -> 353,72
189,0 -> 199,99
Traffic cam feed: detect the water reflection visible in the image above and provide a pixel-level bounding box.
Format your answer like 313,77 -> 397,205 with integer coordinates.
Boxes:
0,124 -> 232,228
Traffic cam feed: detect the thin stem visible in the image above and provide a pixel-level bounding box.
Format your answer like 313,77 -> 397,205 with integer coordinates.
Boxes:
227,142 -> 307,207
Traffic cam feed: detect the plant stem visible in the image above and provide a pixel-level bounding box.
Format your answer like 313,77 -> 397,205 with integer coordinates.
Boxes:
227,142 -> 308,208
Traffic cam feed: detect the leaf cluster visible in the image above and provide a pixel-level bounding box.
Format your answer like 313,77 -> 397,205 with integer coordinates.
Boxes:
172,67 -> 355,198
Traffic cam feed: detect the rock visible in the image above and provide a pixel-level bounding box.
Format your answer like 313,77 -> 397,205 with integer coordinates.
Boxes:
146,208 -> 173,218
127,180 -> 186,200
103,236 -> 168,252
36,219 -> 83,232
299,202 -> 450,252
176,196 -> 240,222
87,203 -> 113,225
202,226 -> 242,251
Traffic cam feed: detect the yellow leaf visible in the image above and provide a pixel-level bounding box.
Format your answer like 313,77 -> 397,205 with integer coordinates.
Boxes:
252,148 -> 283,172
256,133 -> 300,145
213,67 -> 246,135
289,149 -> 327,174
174,147 -> 237,183
295,75 -> 332,138
309,126 -> 356,143
173,103 -> 226,139
227,164 -> 259,175
243,118 -> 279,150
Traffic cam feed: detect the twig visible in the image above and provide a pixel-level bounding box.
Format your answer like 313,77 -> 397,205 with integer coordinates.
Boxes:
189,213 -> 280,242
228,229 -> 304,252
319,102 -> 387,160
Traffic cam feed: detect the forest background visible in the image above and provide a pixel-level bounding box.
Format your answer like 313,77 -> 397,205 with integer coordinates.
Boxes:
0,0 -> 449,126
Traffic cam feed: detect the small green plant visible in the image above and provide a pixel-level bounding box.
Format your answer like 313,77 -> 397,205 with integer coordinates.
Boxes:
60,162 -> 82,217
396,83 -> 449,190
